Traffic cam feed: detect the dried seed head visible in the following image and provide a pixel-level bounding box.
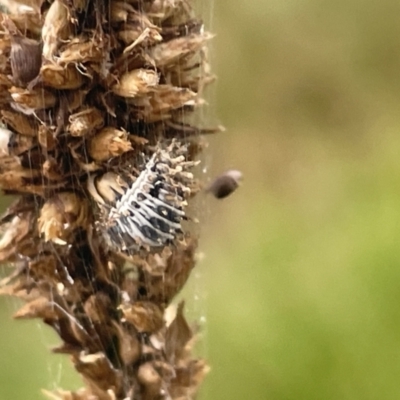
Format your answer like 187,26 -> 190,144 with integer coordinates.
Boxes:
206,169 -> 243,199
10,35 -> 42,85
0,0 -> 214,398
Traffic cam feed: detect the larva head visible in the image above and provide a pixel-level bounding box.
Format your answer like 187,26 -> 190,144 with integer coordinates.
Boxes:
88,141 -> 198,254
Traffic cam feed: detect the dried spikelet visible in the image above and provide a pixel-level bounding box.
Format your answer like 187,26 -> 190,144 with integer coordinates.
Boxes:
42,388 -> 98,400
38,125 -> 57,150
132,85 -> 198,121
138,238 -> 198,304
88,127 -> 133,161
74,352 -> 123,394
40,63 -> 85,89
6,128 -> 35,155
0,213 -> 31,262
14,297 -> 59,320
147,0 -> 186,21
68,107 -> 104,137
120,301 -> 164,333
42,0 -> 72,60
38,193 -> 89,245
112,69 -> 159,98
58,37 -> 105,65
42,159 -> 62,180
87,172 -> 127,204
70,0 -> 86,12
150,33 -> 214,67
110,1 -> 135,23
0,32 -> 10,53
0,127 -> 12,156
112,322 -> 141,365
0,157 -> 41,191
165,302 -> 193,360
0,73 -> 12,88
137,363 -> 162,400
118,21 -> 162,48
0,0 -> 44,13
7,12 -> 42,34
1,110 -> 37,136
10,86 -> 57,112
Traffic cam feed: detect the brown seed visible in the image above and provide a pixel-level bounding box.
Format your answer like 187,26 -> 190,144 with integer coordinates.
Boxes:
10,36 -> 42,85
206,169 -> 243,199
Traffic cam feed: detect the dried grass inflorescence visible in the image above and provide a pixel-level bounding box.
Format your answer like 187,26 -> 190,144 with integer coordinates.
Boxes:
0,0 -> 217,398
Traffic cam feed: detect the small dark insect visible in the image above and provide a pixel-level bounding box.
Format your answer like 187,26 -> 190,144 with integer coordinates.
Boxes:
206,169 -> 242,199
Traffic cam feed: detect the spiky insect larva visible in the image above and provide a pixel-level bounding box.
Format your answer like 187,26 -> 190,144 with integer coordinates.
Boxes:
88,141 -> 198,253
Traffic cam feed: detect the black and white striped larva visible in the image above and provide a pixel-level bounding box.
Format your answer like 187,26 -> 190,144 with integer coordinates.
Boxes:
88,140 -> 198,253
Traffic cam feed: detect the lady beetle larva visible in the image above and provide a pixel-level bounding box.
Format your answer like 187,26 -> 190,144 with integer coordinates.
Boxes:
88,140 -> 198,253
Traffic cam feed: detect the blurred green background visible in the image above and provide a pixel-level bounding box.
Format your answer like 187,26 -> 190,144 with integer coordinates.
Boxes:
3,0 -> 400,399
